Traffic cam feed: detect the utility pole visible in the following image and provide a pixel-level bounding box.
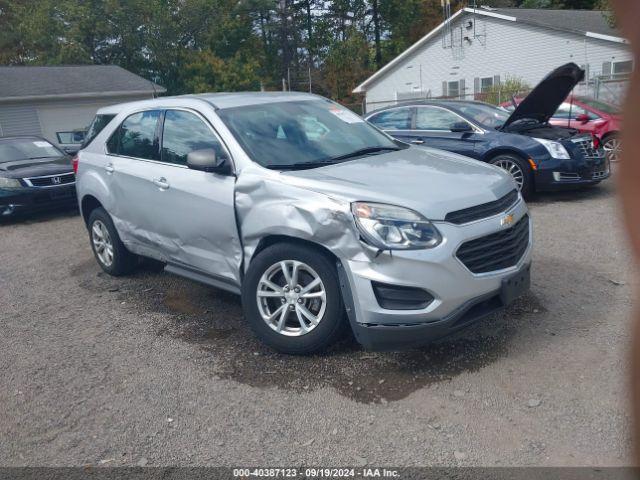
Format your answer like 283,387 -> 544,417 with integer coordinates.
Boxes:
308,67 -> 312,93
287,67 -> 291,92
282,78 -> 287,92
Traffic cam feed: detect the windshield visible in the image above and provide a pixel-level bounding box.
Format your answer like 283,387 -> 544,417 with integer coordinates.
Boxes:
83,114 -> 117,148
217,100 -> 400,169
0,138 -> 62,163
576,97 -> 620,115
455,103 -> 510,129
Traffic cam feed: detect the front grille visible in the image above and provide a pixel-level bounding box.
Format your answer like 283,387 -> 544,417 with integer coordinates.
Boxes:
26,173 -> 75,187
571,137 -> 604,159
445,189 -> 519,225
456,214 -> 530,274
24,173 -> 76,187
24,173 -> 75,187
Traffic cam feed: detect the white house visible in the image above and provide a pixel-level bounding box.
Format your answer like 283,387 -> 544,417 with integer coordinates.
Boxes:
0,65 -> 165,150
353,7 -> 632,113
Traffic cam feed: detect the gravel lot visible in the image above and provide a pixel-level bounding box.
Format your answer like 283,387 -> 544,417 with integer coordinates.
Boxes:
0,178 -> 635,467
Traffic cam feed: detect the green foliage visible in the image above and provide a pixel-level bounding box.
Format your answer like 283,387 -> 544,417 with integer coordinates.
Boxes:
0,0 -> 616,104
482,76 -> 530,106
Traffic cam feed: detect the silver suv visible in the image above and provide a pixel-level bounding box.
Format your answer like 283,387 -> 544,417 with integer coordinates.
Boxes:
76,93 -> 532,354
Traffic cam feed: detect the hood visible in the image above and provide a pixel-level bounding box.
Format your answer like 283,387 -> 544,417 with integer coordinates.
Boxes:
502,63 -> 585,129
0,156 -> 73,179
281,147 -> 514,221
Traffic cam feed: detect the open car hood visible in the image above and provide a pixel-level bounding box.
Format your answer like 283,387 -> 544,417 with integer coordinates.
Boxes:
502,63 -> 585,129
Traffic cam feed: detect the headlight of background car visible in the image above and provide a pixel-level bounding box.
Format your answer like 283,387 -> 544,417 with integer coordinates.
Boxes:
352,202 -> 442,250
0,177 -> 22,190
533,138 -> 570,159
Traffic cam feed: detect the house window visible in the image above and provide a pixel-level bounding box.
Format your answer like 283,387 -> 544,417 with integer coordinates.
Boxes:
480,77 -> 493,93
613,60 -> 633,75
448,81 -> 460,99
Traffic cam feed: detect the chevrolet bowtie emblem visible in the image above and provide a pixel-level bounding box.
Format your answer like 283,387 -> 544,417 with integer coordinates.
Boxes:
501,213 -> 515,227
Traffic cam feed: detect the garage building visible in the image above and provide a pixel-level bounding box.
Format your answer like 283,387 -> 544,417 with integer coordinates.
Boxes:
354,7 -> 632,113
0,65 -> 165,149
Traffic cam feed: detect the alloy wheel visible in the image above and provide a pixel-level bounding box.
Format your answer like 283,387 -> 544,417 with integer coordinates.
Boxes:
603,137 -> 622,163
256,260 -> 327,337
494,158 -> 524,191
91,220 -> 114,267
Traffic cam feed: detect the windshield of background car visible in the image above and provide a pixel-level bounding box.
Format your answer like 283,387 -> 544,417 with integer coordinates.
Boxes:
576,97 -> 620,115
82,114 -> 117,148
217,100 -> 398,168
0,139 -> 62,163
455,103 -> 510,129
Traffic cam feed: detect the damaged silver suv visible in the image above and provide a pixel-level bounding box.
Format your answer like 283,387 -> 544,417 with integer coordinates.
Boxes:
77,93 -> 532,354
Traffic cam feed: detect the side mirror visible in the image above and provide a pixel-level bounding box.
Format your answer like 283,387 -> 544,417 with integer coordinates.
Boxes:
187,149 -> 232,175
450,121 -> 473,133
576,113 -> 590,124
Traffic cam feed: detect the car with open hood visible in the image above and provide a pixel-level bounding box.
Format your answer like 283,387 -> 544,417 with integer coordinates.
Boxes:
501,95 -> 622,162
0,136 -> 76,217
365,63 -> 610,198
76,92 -> 532,354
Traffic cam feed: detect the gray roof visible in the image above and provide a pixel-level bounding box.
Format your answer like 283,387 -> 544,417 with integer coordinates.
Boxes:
488,8 -> 618,37
0,65 -> 165,100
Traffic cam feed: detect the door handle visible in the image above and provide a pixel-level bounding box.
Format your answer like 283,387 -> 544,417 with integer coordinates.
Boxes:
411,139 -> 424,145
153,177 -> 170,190
105,163 -> 114,174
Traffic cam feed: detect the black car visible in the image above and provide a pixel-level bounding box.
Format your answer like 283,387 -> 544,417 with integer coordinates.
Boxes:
0,136 -> 76,217
365,63 -> 610,198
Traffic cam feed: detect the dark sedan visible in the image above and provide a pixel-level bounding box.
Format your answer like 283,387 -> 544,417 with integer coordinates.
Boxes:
0,136 -> 77,217
365,63 -> 609,198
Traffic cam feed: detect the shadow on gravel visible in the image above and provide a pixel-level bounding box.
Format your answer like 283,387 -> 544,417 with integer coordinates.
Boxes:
0,206 -> 79,225
71,257 -> 548,404
70,250 -> 616,404
527,180 -> 613,206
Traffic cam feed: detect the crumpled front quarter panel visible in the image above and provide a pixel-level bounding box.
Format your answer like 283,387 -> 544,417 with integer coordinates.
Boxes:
235,166 -> 367,270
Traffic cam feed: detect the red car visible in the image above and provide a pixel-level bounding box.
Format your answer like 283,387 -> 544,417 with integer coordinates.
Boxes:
501,96 -> 622,162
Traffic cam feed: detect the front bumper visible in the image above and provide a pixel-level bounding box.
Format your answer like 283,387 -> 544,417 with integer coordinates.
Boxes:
338,198 -> 532,350
0,184 -> 77,217
535,156 -> 610,191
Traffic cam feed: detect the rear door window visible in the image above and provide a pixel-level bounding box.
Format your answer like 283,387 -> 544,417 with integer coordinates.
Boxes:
367,108 -> 413,130
161,110 -> 227,166
415,107 -> 462,131
108,110 -> 161,160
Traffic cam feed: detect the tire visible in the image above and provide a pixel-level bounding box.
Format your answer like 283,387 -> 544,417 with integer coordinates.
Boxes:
87,207 -> 137,276
602,133 -> 621,163
242,242 -> 346,355
490,153 -> 533,199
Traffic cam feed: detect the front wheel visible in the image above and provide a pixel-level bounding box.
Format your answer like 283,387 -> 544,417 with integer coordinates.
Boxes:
88,207 -> 137,276
490,154 -> 533,199
242,243 -> 346,354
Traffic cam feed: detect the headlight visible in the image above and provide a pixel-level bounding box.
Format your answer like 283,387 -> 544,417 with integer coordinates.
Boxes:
533,138 -> 570,159
351,202 -> 442,250
0,177 -> 22,190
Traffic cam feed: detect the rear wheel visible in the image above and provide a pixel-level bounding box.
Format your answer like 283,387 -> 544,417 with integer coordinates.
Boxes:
603,134 -> 621,163
88,207 -> 137,276
242,243 -> 346,354
490,154 -> 533,199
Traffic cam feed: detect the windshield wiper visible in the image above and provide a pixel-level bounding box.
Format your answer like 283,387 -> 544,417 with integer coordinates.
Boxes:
329,146 -> 400,162
265,146 -> 401,171
265,159 -> 343,170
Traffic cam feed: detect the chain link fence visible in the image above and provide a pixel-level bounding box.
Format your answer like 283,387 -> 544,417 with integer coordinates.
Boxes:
351,74 -> 629,115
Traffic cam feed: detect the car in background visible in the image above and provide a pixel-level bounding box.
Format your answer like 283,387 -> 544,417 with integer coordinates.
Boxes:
366,63 -> 609,198
56,129 -> 87,155
501,96 -> 622,162
0,136 -> 76,217
76,92 -> 531,354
